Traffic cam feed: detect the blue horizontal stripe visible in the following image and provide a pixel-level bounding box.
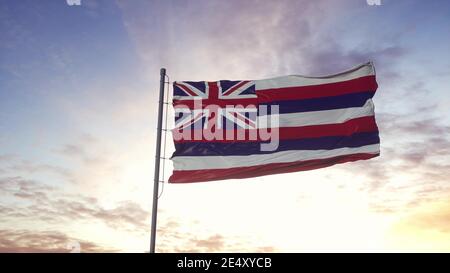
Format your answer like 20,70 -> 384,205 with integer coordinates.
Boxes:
259,91 -> 375,115
172,131 -> 380,157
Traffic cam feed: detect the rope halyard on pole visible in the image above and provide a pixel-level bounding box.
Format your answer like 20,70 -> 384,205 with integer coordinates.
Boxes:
157,76 -> 171,200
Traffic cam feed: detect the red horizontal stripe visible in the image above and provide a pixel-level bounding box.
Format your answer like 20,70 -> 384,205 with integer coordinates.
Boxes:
172,75 -> 377,109
173,116 -> 378,143
169,153 -> 379,183
258,75 -> 377,103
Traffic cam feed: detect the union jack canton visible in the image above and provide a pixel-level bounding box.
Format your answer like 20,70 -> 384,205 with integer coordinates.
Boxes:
173,80 -> 258,130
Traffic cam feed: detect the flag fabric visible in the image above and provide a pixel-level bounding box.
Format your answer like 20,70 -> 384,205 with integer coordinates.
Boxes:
169,62 -> 380,183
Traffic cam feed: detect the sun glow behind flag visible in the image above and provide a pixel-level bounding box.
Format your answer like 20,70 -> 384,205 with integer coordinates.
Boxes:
169,62 -> 380,183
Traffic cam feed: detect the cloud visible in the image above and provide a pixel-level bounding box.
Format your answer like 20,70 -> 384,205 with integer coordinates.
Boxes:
56,134 -> 106,165
304,45 -> 408,76
0,154 -> 15,162
118,0 -> 345,79
154,219 -> 276,253
0,176 -> 54,197
0,173 -> 165,252
0,153 -> 74,182
387,196 -> 450,251
58,143 -> 104,166
59,144 -> 86,158
405,202 -> 450,234
0,229 -> 116,253
337,113 -> 450,214
192,234 -> 225,252
0,176 -> 149,234
53,135 -> 134,193
380,115 -> 450,137
8,160 -> 73,180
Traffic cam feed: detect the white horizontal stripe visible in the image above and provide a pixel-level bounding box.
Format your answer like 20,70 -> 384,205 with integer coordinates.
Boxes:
172,144 -> 380,171
255,62 -> 375,90
258,99 -> 374,128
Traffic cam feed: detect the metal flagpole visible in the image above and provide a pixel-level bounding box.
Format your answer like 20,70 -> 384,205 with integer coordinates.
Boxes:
150,68 -> 166,253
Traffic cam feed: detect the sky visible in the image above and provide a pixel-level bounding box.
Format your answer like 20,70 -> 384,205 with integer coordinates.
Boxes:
0,0 -> 449,252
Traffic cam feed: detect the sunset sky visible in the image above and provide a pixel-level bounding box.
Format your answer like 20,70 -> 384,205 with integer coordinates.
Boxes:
1,0 -> 450,252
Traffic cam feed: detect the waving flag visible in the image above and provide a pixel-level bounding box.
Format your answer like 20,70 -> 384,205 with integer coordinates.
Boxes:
169,62 -> 380,183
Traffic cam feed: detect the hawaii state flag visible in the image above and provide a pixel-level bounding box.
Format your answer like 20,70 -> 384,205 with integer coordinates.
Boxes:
169,62 -> 380,183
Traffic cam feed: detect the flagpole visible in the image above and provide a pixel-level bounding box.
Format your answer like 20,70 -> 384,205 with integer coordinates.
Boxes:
150,67 -> 166,253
